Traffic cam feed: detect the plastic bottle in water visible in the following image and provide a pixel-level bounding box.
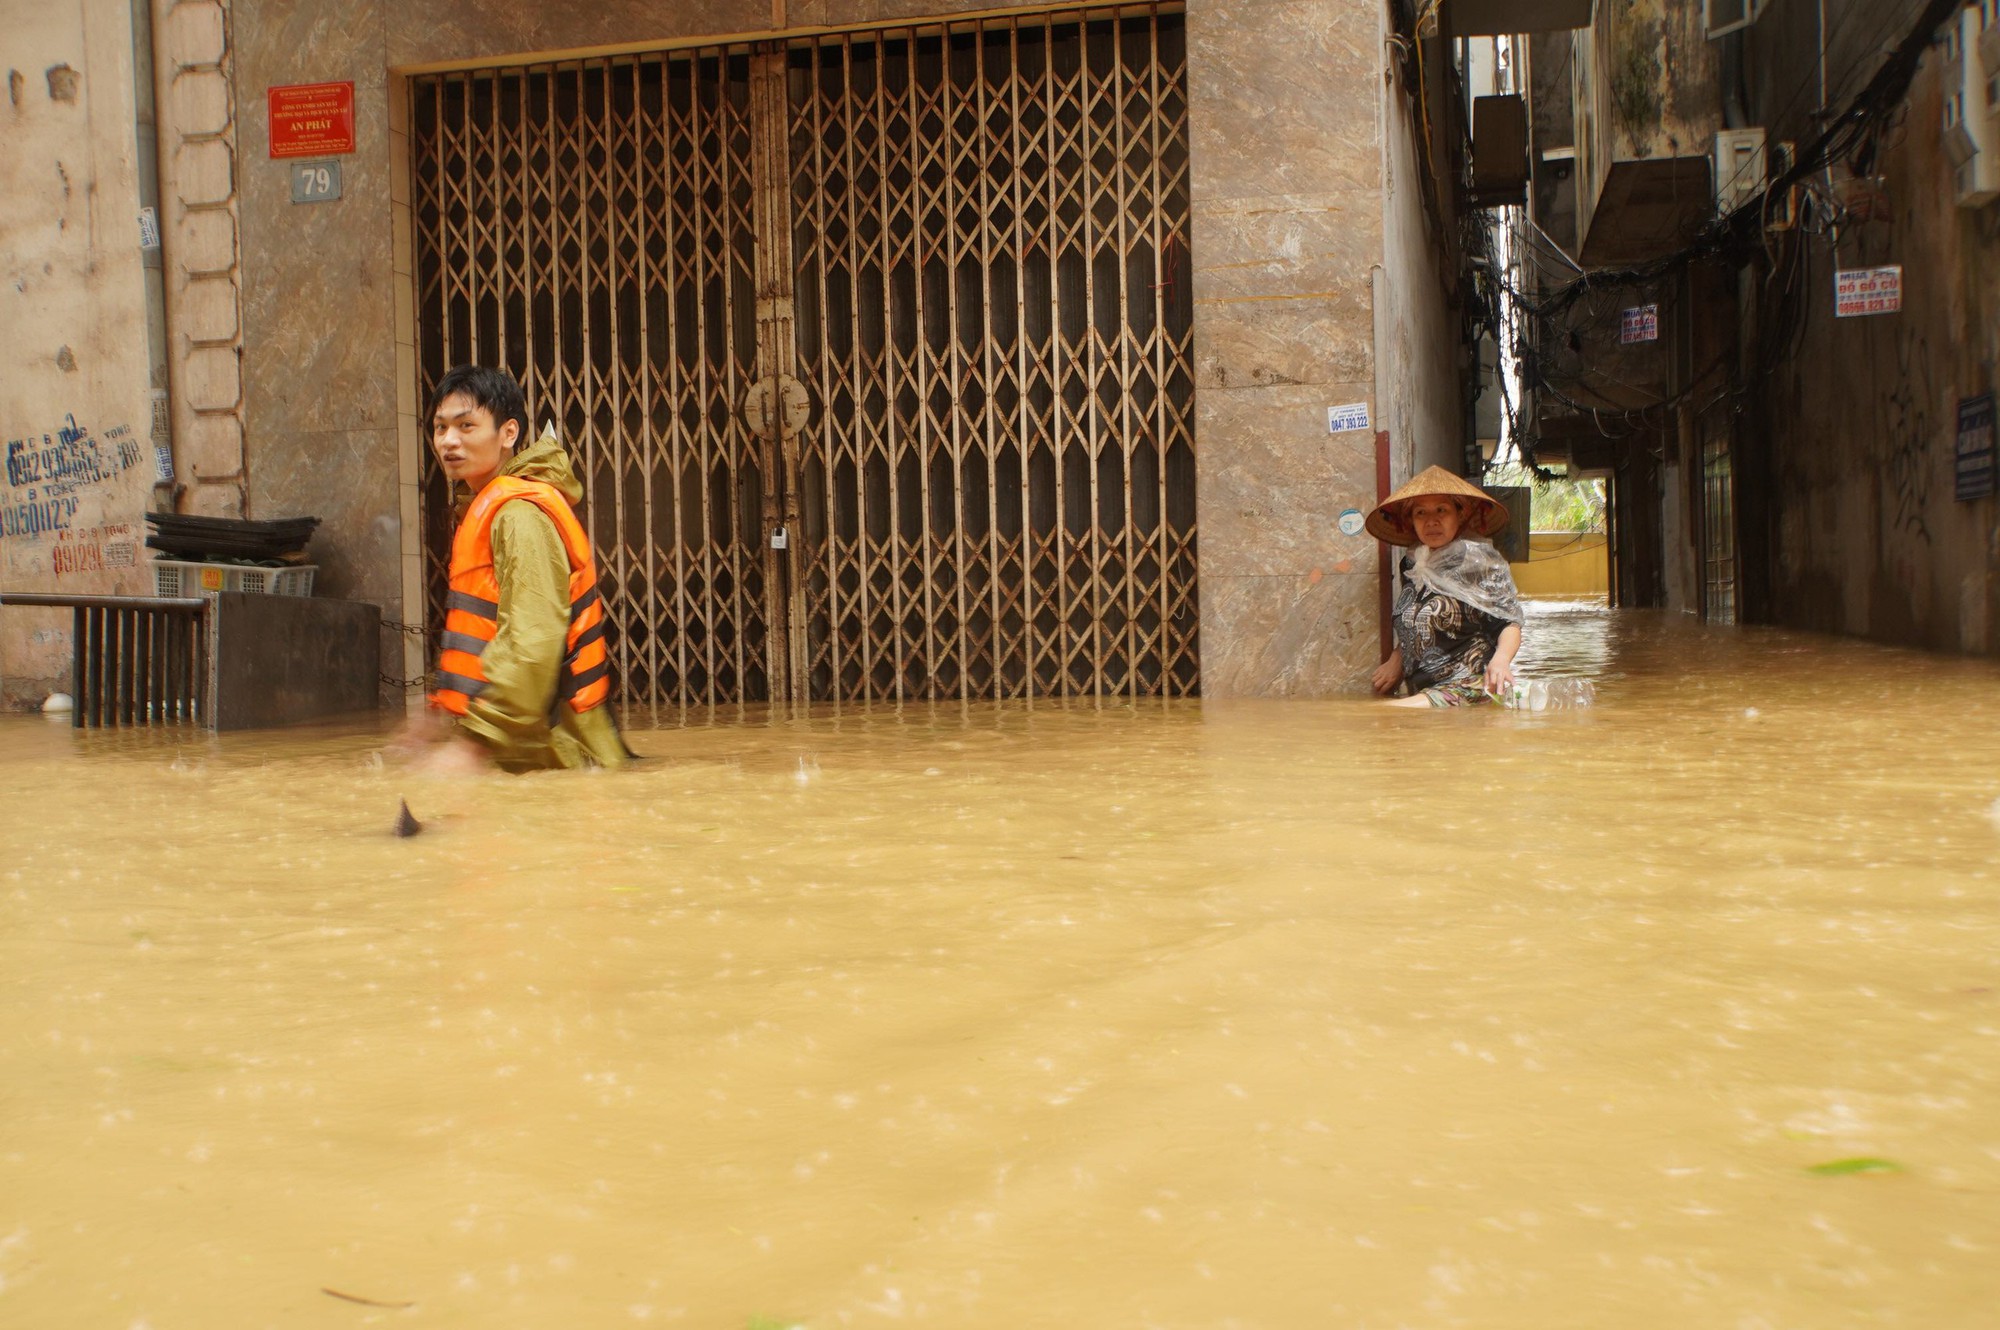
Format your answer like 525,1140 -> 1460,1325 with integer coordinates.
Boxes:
1502,678 -> 1595,711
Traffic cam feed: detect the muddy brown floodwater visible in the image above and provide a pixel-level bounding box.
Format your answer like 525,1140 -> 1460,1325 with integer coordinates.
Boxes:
3,603 -> 1999,1327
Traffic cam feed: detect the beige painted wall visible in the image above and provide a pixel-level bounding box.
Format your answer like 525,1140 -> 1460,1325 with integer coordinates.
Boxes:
0,0 -> 159,707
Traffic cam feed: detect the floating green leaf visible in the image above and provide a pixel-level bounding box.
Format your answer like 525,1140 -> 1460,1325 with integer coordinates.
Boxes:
747,1317 -> 804,1330
1806,1157 -> 1904,1176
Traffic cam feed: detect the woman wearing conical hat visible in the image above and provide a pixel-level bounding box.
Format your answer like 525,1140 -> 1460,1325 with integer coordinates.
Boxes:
1365,466 -> 1525,707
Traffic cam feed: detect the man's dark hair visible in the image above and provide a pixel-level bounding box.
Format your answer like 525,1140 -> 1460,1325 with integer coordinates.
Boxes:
428,365 -> 530,443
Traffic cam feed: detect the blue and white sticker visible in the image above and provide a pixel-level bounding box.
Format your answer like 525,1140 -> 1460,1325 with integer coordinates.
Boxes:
1327,402 -> 1371,434
1336,508 -> 1366,536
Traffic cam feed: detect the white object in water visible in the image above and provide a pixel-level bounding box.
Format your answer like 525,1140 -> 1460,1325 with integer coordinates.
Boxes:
1503,678 -> 1594,711
42,692 -> 74,715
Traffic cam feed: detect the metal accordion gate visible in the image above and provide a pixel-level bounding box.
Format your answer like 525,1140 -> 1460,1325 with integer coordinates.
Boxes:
410,5 -> 1196,711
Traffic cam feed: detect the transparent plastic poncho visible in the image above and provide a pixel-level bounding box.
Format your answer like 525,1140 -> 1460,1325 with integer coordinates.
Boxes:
1402,537 -> 1524,627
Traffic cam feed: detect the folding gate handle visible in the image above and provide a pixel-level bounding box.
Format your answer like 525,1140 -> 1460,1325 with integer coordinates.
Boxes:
742,374 -> 812,441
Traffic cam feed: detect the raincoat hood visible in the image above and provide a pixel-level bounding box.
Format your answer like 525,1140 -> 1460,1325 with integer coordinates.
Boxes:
497,426 -> 583,505
455,426 -> 584,516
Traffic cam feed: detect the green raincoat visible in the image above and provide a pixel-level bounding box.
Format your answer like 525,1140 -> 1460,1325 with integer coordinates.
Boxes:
450,429 -> 629,773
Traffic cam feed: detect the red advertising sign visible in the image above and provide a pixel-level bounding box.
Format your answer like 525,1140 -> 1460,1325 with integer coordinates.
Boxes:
267,81 -> 355,159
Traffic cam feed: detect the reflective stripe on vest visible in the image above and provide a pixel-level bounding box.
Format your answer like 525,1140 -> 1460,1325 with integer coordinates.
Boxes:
428,475 -> 611,717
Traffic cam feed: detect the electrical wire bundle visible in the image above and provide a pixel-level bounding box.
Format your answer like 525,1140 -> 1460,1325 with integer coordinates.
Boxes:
1469,0 -> 1965,475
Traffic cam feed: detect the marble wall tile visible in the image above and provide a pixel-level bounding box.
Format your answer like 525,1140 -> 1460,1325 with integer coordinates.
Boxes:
250,426 -> 402,608
399,548 -> 427,699
1192,192 -> 1382,302
1195,290 -> 1374,389
1199,571 -> 1381,698
389,1 -> 744,68
396,414 -> 421,488
1186,0 -> 1382,205
1187,0 -> 1391,695
235,0 -> 396,437
1197,382 -> 1380,578
384,1 -> 1177,69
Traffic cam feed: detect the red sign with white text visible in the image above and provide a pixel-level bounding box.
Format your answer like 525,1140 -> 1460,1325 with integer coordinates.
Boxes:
267,82 -> 355,159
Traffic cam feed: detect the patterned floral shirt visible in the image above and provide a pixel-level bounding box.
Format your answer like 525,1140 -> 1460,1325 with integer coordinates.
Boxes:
1392,542 -> 1524,693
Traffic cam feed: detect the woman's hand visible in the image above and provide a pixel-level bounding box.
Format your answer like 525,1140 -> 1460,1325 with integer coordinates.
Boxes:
1371,649 -> 1404,695
1483,623 -> 1523,696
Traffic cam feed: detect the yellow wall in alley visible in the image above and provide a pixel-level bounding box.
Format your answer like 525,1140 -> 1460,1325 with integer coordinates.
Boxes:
1510,532 -> 1608,598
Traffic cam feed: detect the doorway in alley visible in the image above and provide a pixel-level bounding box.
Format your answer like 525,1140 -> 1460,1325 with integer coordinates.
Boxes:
1701,436 -> 1736,624
408,8 -> 1197,710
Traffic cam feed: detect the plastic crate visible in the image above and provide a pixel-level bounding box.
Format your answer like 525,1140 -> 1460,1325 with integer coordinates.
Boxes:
153,560 -> 316,599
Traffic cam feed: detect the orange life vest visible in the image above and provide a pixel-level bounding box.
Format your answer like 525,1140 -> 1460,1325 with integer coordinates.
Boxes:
429,475 -> 611,717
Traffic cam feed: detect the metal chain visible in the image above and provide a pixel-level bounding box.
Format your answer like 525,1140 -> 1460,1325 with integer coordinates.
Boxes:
381,619 -> 430,691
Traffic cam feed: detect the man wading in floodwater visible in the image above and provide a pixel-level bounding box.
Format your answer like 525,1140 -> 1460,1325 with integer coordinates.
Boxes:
405,365 -> 629,774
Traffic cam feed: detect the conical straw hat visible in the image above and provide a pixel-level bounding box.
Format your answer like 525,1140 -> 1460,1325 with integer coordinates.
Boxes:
1363,465 -> 1510,546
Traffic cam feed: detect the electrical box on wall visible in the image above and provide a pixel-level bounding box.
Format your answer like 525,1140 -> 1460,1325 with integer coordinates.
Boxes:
1944,8 -> 2000,207
1713,127 -> 1767,215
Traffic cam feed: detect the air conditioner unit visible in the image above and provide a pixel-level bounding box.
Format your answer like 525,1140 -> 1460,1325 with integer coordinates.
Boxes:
1946,8 -> 2000,207
1469,94 -> 1531,208
1713,127 -> 1767,215
1704,0 -> 1767,39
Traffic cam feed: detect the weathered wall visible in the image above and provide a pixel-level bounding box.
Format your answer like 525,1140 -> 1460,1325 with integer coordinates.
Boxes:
1376,20 -> 1461,483
1573,0 -> 1724,247
0,0 -> 159,707
1528,31 -> 1578,253
1745,0 -> 2000,654
155,0 -> 249,523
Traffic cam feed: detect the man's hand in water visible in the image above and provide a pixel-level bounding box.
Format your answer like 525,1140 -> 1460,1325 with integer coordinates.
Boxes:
417,734 -> 492,776
384,707 -> 453,760
1484,657 -> 1516,695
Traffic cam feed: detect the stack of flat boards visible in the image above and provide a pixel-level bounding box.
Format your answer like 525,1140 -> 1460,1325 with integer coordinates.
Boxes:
144,514 -> 319,565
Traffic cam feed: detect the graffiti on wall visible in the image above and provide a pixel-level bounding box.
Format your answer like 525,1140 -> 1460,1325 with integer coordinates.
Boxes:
0,415 -> 140,540
1876,330 -> 1934,547
50,523 -> 137,576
